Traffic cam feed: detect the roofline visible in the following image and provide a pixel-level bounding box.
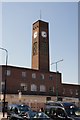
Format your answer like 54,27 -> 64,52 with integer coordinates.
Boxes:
33,19 -> 49,25
0,65 -> 58,74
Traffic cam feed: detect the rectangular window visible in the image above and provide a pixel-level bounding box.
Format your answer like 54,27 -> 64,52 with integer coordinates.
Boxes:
40,74 -> 44,80
49,75 -> 53,80
40,85 -> 46,92
7,70 -> 11,76
20,83 -> 27,91
22,71 -> 26,78
49,86 -> 54,92
32,73 -> 36,79
76,89 -> 78,95
70,89 -> 73,94
63,88 -> 65,94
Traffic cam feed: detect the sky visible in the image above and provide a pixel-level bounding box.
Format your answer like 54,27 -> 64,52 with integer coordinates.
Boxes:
0,1 -> 79,85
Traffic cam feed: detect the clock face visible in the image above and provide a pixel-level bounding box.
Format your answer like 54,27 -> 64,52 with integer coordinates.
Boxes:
34,31 -> 37,38
41,31 -> 47,38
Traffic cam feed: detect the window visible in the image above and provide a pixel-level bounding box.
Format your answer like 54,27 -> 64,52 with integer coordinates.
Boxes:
40,85 -> 46,92
49,86 -> 54,92
7,70 -> 11,76
31,84 -> 37,91
49,75 -> 53,80
70,89 -> 73,95
76,89 -> 78,95
32,73 -> 36,79
20,83 -> 27,91
22,71 -> 26,78
63,88 -> 65,94
40,74 -> 44,80
24,86 -> 27,91
53,87 -> 54,92
21,83 -> 26,87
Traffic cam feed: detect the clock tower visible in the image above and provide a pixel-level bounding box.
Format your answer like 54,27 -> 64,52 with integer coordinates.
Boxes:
32,20 -> 50,72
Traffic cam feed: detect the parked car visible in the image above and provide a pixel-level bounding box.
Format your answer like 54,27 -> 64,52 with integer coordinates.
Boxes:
63,106 -> 80,120
45,101 -> 80,120
45,105 -> 74,120
45,101 -> 77,108
7,103 -> 53,120
33,112 -> 52,120
7,104 -> 33,119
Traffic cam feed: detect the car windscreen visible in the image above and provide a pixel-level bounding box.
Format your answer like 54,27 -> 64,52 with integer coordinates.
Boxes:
18,105 -> 30,112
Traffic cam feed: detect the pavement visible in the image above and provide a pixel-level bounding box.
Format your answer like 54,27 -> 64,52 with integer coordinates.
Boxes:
0,112 -> 7,120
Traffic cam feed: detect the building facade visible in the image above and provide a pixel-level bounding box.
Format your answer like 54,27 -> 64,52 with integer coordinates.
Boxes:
0,65 -> 62,96
0,20 -> 80,105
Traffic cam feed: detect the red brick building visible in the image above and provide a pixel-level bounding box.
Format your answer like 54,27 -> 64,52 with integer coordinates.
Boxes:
0,65 -> 62,96
0,20 -> 80,103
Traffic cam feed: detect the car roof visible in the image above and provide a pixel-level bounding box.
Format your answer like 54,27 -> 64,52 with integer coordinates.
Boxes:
54,102 -> 77,107
45,105 -> 65,110
8,104 -> 30,108
46,101 -> 76,106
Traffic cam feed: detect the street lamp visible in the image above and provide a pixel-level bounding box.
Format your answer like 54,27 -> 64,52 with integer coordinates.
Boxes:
51,59 -> 63,101
0,47 -> 8,117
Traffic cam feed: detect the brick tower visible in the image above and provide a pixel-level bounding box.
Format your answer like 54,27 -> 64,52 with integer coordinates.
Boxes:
32,20 -> 50,72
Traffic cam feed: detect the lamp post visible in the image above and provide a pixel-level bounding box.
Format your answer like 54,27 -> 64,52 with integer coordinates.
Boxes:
0,47 -> 8,117
51,59 -> 63,101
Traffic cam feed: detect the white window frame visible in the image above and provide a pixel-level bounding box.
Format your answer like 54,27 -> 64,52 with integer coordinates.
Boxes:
40,74 -> 44,80
31,84 -> 37,91
53,87 -> 54,92
22,71 -> 26,78
76,89 -> 78,95
20,83 -> 27,91
49,86 -> 54,92
40,85 -> 46,92
32,73 -> 36,79
7,70 -> 11,76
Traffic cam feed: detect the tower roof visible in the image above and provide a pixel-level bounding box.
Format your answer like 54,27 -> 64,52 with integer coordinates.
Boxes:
33,20 -> 48,25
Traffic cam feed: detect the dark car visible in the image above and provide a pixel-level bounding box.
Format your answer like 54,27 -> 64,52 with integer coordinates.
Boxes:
7,104 -> 32,119
45,105 -> 74,120
45,101 -> 80,120
33,112 -> 52,120
63,106 -> 80,120
45,101 -> 77,108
